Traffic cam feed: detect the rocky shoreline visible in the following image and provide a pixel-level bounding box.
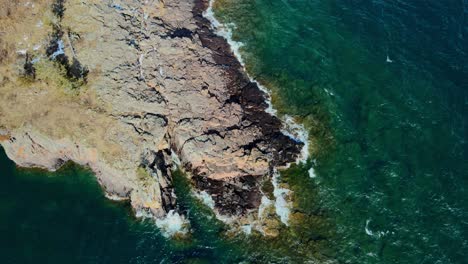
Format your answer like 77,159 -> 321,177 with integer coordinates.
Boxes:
0,0 -> 303,235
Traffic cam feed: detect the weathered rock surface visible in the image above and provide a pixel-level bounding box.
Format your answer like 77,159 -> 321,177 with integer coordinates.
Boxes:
0,0 -> 302,225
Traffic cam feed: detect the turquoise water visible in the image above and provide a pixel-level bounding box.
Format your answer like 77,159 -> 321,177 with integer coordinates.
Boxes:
2,0 -> 467,263
214,0 -> 467,263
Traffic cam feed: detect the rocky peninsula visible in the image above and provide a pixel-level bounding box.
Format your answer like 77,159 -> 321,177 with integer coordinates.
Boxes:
0,0 -> 303,234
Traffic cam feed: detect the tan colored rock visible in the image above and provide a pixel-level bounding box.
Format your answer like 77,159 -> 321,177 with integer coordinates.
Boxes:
0,0 -> 302,225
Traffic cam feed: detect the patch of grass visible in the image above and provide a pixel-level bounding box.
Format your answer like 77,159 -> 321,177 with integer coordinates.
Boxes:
136,167 -> 151,181
34,59 -> 84,91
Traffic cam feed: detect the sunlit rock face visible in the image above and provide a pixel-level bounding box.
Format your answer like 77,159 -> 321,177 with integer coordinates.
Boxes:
0,0 -> 302,231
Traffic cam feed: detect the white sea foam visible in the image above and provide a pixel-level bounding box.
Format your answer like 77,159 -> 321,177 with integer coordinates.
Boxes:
324,88 -> 334,96
170,149 -> 181,170
135,208 -> 153,219
213,211 -> 235,225
257,195 -> 273,219
386,55 -> 393,63
282,115 -> 310,162
308,166 -> 317,178
155,210 -> 189,238
194,190 -> 215,209
365,219 -> 374,236
253,81 -> 278,116
272,171 -> 292,225
241,224 -> 252,235
104,193 -> 128,201
365,219 -> 389,239
135,207 -> 189,238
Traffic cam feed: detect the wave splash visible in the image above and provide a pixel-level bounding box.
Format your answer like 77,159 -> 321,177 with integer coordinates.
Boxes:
155,210 -> 190,238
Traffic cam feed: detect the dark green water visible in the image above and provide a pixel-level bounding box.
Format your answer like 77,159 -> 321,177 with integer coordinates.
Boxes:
0,149 -> 216,264
0,147 -> 328,263
214,0 -> 468,263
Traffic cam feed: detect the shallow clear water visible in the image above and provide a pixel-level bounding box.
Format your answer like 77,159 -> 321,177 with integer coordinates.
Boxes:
214,0 -> 468,263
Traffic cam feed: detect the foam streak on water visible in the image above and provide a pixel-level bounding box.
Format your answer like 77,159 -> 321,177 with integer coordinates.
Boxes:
364,219 -> 389,239
281,115 -> 310,162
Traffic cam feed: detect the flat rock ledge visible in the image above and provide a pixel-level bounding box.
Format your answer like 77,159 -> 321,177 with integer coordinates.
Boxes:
0,0 -> 302,233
